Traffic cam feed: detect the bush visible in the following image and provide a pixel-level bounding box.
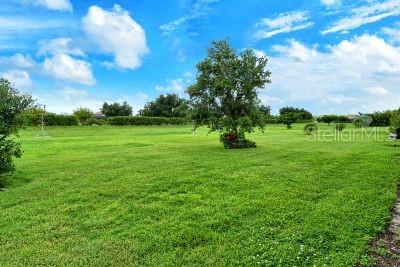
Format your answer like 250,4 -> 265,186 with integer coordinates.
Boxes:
334,123 -> 346,132
390,110 -> 400,139
318,115 -> 351,124
0,78 -> 33,186
353,114 -> 373,128
86,118 -> 108,126
282,112 -> 297,129
370,110 -> 394,127
73,107 -> 93,125
24,114 -> 78,126
220,132 -> 256,149
108,116 -> 189,126
303,123 -> 318,135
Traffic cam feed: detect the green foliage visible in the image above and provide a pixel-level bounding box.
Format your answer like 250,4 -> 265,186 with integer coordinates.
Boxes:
108,116 -> 189,126
73,107 -> 93,125
139,94 -> 190,118
22,106 -> 47,116
303,123 -> 318,135
259,105 -> 271,117
0,78 -> 33,185
24,114 -> 78,126
279,106 -> 313,120
187,40 -> 271,148
317,115 -> 350,124
390,110 -> 400,139
219,131 -> 256,149
101,102 -> 133,117
282,112 -> 298,129
334,123 -> 346,132
370,110 -> 394,127
353,114 -> 373,128
86,118 -> 108,126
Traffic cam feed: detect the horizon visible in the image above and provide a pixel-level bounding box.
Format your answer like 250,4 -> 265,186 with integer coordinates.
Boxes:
1,0 -> 400,115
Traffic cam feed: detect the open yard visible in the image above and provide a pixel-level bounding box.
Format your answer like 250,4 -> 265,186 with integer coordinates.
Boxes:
0,124 -> 399,266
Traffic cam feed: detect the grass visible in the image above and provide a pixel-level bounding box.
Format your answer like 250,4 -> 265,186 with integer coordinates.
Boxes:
0,124 -> 399,266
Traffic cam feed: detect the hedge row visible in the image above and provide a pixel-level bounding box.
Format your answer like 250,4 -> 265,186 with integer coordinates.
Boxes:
107,116 -> 189,126
24,114 -> 79,126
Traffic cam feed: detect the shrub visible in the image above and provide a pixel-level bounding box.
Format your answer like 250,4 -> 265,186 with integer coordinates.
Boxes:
86,118 -> 107,126
220,131 -> 256,149
303,123 -> 318,135
0,78 -> 33,186
318,115 -> 351,124
282,112 -> 297,129
73,107 -> 93,125
334,123 -> 346,132
370,110 -> 394,127
108,116 -> 189,126
353,114 -> 373,128
24,114 -> 78,126
390,110 -> 400,139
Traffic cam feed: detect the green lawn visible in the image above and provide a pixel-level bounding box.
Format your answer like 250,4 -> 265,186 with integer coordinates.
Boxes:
1,124 -> 399,266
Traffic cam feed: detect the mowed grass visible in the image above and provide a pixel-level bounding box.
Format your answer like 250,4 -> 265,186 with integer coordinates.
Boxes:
0,124 -> 399,266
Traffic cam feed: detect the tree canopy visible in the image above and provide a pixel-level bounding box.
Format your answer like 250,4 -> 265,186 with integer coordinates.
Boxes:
139,94 -> 189,118
101,102 -> 133,117
279,107 -> 313,121
187,40 -> 271,148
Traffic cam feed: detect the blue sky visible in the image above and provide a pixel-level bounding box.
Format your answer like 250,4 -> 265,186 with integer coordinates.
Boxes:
1,0 -> 400,115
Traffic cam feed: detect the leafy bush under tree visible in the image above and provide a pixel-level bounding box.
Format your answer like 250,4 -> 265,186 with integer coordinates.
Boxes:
0,78 -> 33,186
187,40 -> 271,149
334,123 -> 346,132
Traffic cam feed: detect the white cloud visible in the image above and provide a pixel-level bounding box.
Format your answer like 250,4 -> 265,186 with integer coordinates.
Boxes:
38,38 -> 84,57
18,0 -> 73,12
1,70 -> 33,89
322,0 -> 400,34
43,54 -> 95,85
155,73 -> 194,97
160,0 -> 220,35
383,26 -> 400,43
261,34 -> 400,114
364,86 -> 389,95
39,38 -> 95,85
0,53 -> 36,68
61,87 -> 89,101
0,16 -> 71,32
82,4 -> 149,70
254,11 -> 313,39
321,0 -> 341,6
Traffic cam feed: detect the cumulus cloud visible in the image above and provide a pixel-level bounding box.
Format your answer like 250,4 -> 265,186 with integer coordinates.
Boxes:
0,70 -> 33,89
40,38 -> 95,85
254,11 -> 313,39
155,73 -> 194,97
260,34 -> 400,114
0,53 -> 36,68
82,4 -> 149,70
322,0 -> 400,34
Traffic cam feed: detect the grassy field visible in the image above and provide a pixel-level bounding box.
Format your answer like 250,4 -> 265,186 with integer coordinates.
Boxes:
0,124 -> 399,266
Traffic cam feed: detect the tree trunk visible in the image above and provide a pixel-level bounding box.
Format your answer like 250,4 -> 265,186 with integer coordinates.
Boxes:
397,128 -> 400,139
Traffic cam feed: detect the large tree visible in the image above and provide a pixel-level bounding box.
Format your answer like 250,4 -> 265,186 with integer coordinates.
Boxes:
187,40 -> 271,148
139,94 -> 189,118
0,78 -> 33,186
279,106 -> 313,121
101,102 -> 133,117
